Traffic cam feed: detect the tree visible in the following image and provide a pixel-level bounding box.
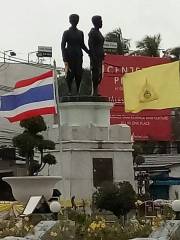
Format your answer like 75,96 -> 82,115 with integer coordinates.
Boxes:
105,27 -> 130,55
132,143 -> 143,161
13,116 -> 56,175
170,47 -> 180,60
134,155 -> 145,166
94,181 -> 136,219
57,74 -> 69,97
132,143 -> 145,166
42,154 -> 57,175
164,47 -> 180,61
135,34 -> 161,57
58,68 -> 92,96
79,68 -> 92,95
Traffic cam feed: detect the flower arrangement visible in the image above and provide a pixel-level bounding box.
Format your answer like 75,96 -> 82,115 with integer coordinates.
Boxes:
0,206 -> 171,239
42,214 -> 152,240
0,216 -> 34,238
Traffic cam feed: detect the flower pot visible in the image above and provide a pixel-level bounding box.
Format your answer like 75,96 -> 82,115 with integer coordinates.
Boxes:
2,176 -> 62,203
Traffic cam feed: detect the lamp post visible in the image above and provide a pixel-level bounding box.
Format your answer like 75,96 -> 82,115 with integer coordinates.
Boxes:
49,200 -> 61,220
172,200 -> 180,220
3,50 -> 16,63
28,51 -> 38,63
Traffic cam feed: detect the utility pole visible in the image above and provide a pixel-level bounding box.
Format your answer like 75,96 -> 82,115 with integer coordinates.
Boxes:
3,50 -> 16,63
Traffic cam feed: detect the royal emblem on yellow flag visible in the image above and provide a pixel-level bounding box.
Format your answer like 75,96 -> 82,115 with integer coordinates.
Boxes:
123,61 -> 180,113
139,79 -> 158,103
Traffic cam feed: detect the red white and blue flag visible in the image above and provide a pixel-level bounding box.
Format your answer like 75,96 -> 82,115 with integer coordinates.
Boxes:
0,70 -> 57,122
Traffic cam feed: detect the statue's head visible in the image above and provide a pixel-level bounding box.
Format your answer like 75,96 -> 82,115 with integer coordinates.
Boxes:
92,15 -> 102,29
69,14 -> 79,27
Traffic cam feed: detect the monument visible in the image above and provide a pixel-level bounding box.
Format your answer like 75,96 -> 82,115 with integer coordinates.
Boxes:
41,15 -> 134,201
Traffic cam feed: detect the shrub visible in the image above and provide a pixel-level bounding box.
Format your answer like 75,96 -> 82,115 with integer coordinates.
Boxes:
93,181 -> 136,219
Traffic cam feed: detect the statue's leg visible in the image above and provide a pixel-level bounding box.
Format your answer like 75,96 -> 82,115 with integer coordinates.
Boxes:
98,60 -> 103,84
75,58 -> 83,94
91,60 -> 101,96
66,60 -> 74,94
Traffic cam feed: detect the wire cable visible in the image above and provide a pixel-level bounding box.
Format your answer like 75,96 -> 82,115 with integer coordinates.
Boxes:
0,51 -> 65,72
0,52 -> 53,70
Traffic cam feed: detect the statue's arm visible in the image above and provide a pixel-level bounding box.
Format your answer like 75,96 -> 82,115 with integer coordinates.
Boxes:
61,32 -> 68,62
88,31 -> 97,58
81,32 -> 89,54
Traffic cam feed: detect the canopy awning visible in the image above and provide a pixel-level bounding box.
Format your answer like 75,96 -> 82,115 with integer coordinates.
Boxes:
153,178 -> 180,186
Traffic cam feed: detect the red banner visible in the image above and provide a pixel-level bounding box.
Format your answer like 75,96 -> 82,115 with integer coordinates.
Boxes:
99,55 -> 172,141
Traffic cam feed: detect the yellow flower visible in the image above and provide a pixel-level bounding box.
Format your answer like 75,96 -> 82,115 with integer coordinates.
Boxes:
24,217 -> 29,222
96,223 -> 100,228
15,220 -> 23,228
101,223 -> 105,228
24,226 -> 30,231
9,228 -> 15,232
89,222 -> 97,231
50,231 -> 58,237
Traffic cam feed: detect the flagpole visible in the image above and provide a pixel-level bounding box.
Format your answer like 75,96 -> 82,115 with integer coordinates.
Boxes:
53,60 -> 62,153
53,60 -> 66,198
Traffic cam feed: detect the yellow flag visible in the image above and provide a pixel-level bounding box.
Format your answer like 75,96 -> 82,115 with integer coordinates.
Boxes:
123,61 -> 180,113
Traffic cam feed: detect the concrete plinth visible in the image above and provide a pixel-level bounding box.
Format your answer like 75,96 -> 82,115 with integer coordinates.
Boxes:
41,97 -> 135,201
59,101 -> 113,127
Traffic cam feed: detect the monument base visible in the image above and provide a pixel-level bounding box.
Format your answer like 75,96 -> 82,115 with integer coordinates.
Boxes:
59,96 -> 113,127
41,97 -> 135,200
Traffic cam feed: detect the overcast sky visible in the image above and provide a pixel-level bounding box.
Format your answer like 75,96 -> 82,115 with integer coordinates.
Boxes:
1,0 -> 180,67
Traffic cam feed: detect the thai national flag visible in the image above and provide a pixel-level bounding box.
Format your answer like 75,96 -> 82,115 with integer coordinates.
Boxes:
0,70 -> 57,123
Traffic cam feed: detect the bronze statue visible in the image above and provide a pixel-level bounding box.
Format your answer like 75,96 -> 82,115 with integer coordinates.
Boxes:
88,16 -> 104,95
61,14 -> 89,95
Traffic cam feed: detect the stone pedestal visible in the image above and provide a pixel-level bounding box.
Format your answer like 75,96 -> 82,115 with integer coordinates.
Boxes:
59,101 -> 112,127
42,96 -> 135,200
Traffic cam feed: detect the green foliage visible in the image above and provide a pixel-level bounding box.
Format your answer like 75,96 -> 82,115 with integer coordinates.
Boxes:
136,34 -> 161,57
20,116 -> 47,134
105,27 -> 130,55
132,143 -> 143,160
162,205 -> 175,220
37,140 -> 55,152
12,116 -> 56,175
58,74 -> 69,97
94,181 -> 136,218
42,220 -> 76,240
42,215 -> 152,240
42,154 -> 56,165
0,214 -> 153,240
134,155 -> 145,166
169,46 -> 180,60
142,141 -> 156,154
79,68 -> 92,95
58,68 -> 92,96
13,132 -> 36,157
133,141 -> 156,157
67,209 -> 87,224
0,217 -> 35,238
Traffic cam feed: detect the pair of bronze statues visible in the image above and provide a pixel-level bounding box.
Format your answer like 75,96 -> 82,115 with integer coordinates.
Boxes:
61,14 -> 104,96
